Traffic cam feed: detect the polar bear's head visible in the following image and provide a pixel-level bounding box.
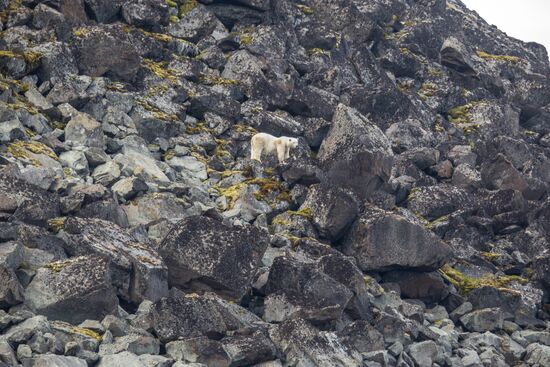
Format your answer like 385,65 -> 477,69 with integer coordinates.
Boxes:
287,137 -> 299,149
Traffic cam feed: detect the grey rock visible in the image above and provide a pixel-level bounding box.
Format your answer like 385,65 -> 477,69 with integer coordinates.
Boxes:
99,334 -> 160,356
59,150 -> 89,176
96,351 -> 143,367
122,193 -> 185,227
111,177 -> 148,201
460,308 -> 504,332
318,104 -> 393,199
341,205 -> 452,271
121,0 -> 169,30
159,215 -> 269,300
525,343 -> 550,366
0,119 -> 25,142
26,355 -> 88,367
24,255 -> 118,324
407,341 -> 438,367
166,337 -> 230,366
92,161 -> 121,186
263,256 -> 353,323
64,113 -> 105,149
0,265 -> 24,308
481,153 -> 528,192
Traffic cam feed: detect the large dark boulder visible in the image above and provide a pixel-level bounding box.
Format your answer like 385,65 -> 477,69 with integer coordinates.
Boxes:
0,265 -> 24,308
300,184 -> 359,241
317,104 -> 393,199
159,216 -> 269,301
263,256 -> 353,323
407,185 -> 474,220
382,270 -> 449,304
84,0 -> 123,23
24,255 -> 118,324
73,25 -> 140,81
152,288 -> 263,343
0,166 -> 60,226
481,153 -> 528,192
341,206 -> 452,272
58,217 -> 168,304
121,0 -> 170,30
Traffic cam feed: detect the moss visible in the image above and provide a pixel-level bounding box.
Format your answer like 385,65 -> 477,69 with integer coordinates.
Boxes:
239,33 -> 254,46
233,124 -> 257,135
142,58 -> 181,84
476,50 -> 520,64
272,216 -> 291,226
384,30 -> 410,41
106,82 -> 126,92
47,217 -> 66,233
283,233 -> 301,249
438,264 -> 528,295
185,121 -> 210,134
179,0 -> 198,16
447,101 -> 485,128
401,20 -> 417,27
297,4 -> 314,15
418,83 -> 437,100
7,140 -> 58,166
0,74 -> 28,92
215,176 -> 289,208
287,207 -> 313,220
163,149 -> 176,161
137,99 -> 178,121
480,252 -> 501,262
165,0 -> 177,7
426,214 -> 449,230
169,15 -> 179,23
213,138 -> 232,158
73,27 -> 91,38
142,30 -> 173,43
307,48 -> 330,57
51,321 -> 102,341
428,68 -> 444,77
0,50 -> 42,64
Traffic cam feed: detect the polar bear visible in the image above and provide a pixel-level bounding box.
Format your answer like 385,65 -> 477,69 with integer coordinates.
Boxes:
250,132 -> 299,163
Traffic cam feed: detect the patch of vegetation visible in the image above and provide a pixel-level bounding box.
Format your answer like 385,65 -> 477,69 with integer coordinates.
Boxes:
425,215 -> 449,230
7,140 -> 58,166
480,252 -> 501,262
232,124 -> 258,135
51,321 -> 102,341
179,0 -> 198,16
0,49 -> 42,64
418,82 -> 437,100
215,176 -> 290,208
297,4 -> 314,15
447,101 -> 485,134
287,207 -> 313,220
438,264 -> 528,295
73,27 -> 92,38
307,48 -> 330,57
142,58 -> 181,84
476,50 -> 520,64
47,217 -> 67,233
137,99 -> 179,121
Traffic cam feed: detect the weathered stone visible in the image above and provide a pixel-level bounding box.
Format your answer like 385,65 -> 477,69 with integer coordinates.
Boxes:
300,184 -> 359,241
382,270 -> 449,304
460,308 -> 504,332
152,289 -> 263,343
269,318 -> 361,367
481,153 -> 528,192
65,113 -> 105,149
263,256 -> 353,322
318,104 -> 393,199
121,0 -> 170,30
341,206 -> 452,271
26,355 -> 88,367
525,343 -> 550,366
59,216 -> 168,304
0,265 -> 24,308
24,255 -> 118,324
159,215 -> 269,300
111,177 -> 148,201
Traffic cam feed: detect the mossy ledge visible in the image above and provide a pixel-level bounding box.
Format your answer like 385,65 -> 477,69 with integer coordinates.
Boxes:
438,264 -> 528,295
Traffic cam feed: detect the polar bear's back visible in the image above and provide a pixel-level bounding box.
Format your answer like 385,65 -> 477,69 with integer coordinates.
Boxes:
252,132 -> 278,151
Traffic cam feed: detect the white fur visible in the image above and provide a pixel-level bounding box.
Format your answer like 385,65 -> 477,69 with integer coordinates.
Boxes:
250,133 -> 299,163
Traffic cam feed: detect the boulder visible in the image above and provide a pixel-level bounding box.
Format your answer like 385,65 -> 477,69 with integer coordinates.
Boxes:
317,104 -> 393,199
269,318 -> 361,367
64,113 -> 105,149
440,37 -> 477,75
26,355 -> 88,367
407,341 -> 438,367
407,185 -> 474,220
121,0 -> 169,30
525,343 -> 550,366
263,256 -> 353,323
159,215 -> 269,300
166,337 -> 231,366
58,216 -> 168,304
300,184 -> 359,241
341,206 -> 452,271
382,270 -> 449,304
481,153 -> 528,192
83,0 -> 123,23
0,167 -> 60,226
0,265 -> 24,308
24,255 -> 118,324
73,25 -> 140,81
460,308 -> 504,332
152,288 -> 263,343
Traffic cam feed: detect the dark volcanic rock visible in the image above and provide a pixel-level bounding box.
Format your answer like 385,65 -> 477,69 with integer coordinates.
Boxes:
341,206 -> 452,272
159,215 -> 269,300
0,266 -> 24,308
24,255 -> 118,324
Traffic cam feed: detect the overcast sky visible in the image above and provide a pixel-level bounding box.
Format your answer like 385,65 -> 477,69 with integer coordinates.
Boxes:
461,0 -> 550,54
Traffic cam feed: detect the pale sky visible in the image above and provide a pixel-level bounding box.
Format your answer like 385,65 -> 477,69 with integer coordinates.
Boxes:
461,0 -> 550,54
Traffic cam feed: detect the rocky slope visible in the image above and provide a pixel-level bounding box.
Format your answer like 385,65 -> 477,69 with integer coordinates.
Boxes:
1,0 -> 550,366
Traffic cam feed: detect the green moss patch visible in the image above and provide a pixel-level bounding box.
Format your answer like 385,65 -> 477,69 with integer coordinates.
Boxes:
439,264 -> 528,295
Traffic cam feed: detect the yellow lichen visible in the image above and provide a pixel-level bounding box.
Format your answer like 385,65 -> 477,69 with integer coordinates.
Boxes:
51,321 -> 102,341
142,58 -> 181,84
297,4 -> 314,15
418,82 -> 437,100
232,124 -> 257,135
438,264 -> 528,295
163,149 -> 176,161
179,0 -> 198,16
476,50 -> 520,64
137,99 -> 179,121
307,48 -> 330,57
47,217 -> 67,233
480,252 -> 501,262
0,49 -> 42,64
287,207 -> 313,220
73,27 -> 91,38
7,140 -> 58,165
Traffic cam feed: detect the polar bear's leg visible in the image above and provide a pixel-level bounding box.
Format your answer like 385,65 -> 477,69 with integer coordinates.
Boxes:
285,145 -> 290,160
251,135 -> 263,162
276,142 -> 286,163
